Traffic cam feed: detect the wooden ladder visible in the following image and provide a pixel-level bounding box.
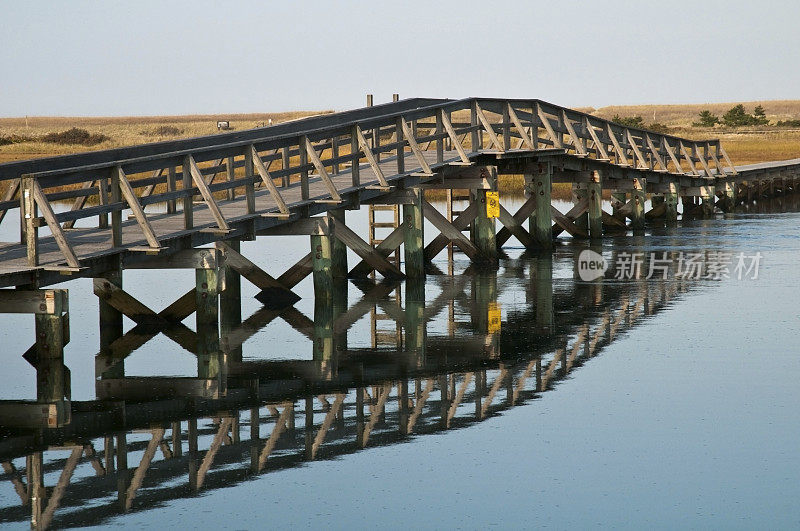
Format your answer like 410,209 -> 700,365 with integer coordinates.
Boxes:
368,204 -> 403,350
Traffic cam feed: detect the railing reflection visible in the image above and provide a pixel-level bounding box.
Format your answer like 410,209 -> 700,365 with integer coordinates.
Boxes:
0,262 -> 688,529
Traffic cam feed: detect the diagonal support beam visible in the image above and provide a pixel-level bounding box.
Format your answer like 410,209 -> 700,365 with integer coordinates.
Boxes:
537,105 -> 562,148
507,104 -> 534,150
551,197 -> 589,237
28,177 -> 81,268
355,125 -> 389,187
474,102 -> 504,151
439,110 -> 471,163
217,241 -> 300,307
399,117 -> 433,174
644,134 -> 668,171
303,136 -> 342,202
584,117 -> 610,160
116,166 -> 161,249
349,222 -> 406,277
330,217 -> 405,279
562,111 -> 588,156
422,199 -> 479,260
551,205 -> 589,239
496,204 -> 534,248
250,145 -> 290,214
496,195 -> 537,247
606,124 -> 630,166
186,155 -> 230,230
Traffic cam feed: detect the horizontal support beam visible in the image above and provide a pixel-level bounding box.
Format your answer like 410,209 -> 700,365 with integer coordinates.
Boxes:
0,289 -> 68,315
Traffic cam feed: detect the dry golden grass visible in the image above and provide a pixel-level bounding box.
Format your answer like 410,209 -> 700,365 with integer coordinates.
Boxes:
0,111 -> 331,163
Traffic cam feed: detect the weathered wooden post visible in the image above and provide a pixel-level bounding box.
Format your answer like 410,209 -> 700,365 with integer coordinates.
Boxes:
665,183 -> 679,226
572,183 -> 589,233
329,209 -> 348,280
702,185 -> 716,217
472,166 -> 498,265
29,452 -> 45,529
528,163 -> 553,249
311,217 -> 334,302
631,176 -> 646,233
196,263 -> 220,379
218,240 -> 242,363
588,170 -> 602,240
403,188 -> 425,278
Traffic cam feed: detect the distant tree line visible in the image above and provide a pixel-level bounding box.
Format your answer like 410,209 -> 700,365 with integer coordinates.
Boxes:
693,105 -> 771,127
610,115 -> 670,133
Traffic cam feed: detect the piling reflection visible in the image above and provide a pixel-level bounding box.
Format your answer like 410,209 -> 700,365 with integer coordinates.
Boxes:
0,262 -> 690,529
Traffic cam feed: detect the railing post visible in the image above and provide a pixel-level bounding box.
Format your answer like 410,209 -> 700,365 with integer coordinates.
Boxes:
502,103 -> 511,151
350,125 -> 360,187
21,174 -> 39,266
299,137 -> 309,200
435,109 -> 444,163
331,135 -> 340,175
166,166 -> 177,214
182,157 -> 193,230
281,147 -> 291,187
98,177 -> 110,228
396,116 -> 405,174
110,166 -> 123,246
470,101 -> 480,152
226,156 -> 236,200
244,151 -> 256,214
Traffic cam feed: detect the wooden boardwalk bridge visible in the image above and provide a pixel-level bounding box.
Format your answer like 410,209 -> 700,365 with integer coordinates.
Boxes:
1,95 -> 799,441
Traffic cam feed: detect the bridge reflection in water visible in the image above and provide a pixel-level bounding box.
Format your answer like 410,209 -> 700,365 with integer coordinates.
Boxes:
0,253 -> 688,529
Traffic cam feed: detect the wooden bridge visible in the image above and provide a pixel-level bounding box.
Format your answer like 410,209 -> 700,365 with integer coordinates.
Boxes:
0,267 -> 685,529
1,95 -> 799,444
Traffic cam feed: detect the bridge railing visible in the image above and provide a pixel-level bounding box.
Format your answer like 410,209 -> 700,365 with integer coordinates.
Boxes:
1,97 -> 737,269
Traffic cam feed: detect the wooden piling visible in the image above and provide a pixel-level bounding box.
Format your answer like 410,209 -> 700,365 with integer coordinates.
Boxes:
35,313 -> 66,402
311,232 -> 334,301
572,183 -> 589,233
529,164 -> 553,249
403,188 -> 425,278
665,183 -> 679,226
588,170 -> 602,240
218,240 -> 242,362
329,209 -> 348,279
631,177 -> 645,233
98,268 -> 124,379
196,267 -> 220,377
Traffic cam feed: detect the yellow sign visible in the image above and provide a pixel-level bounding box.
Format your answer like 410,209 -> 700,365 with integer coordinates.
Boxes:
486,191 -> 500,218
487,301 -> 501,333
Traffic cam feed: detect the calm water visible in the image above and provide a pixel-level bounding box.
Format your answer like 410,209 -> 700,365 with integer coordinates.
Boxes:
1,197 -> 800,529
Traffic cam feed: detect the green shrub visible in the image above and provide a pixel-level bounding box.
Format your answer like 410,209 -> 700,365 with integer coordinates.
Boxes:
693,110 -> 719,127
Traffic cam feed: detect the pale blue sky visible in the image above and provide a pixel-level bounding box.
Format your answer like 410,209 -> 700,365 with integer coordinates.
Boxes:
1,0 -> 799,116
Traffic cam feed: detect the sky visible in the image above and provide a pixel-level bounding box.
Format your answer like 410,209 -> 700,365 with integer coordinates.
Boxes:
1,0 -> 799,117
